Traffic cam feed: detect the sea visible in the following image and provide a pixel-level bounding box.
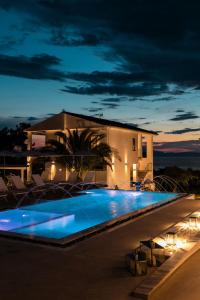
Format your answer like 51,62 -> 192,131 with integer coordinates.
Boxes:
154,155 -> 200,170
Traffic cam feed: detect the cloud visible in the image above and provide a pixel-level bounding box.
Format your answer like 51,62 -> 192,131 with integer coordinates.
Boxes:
62,82 -> 169,97
2,0 -> 200,100
100,97 -> 126,103
0,35 -> 26,51
175,109 -> 185,113
84,107 -> 104,113
12,116 -> 23,119
46,113 -> 56,116
27,116 -> 40,121
63,71 -> 186,99
0,114 -> 43,128
169,112 -> 199,121
100,103 -> 119,109
0,53 -> 66,81
142,122 -> 151,125
65,71 -> 153,84
48,30 -> 109,47
154,140 -> 200,153
166,127 -> 200,134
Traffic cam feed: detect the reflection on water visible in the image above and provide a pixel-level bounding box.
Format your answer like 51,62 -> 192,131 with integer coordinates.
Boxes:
0,189 -> 178,239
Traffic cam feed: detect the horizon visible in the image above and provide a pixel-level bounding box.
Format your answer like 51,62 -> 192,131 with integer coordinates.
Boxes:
0,1 -> 200,153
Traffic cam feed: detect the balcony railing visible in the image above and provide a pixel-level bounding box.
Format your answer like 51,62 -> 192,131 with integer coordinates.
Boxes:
138,163 -> 152,172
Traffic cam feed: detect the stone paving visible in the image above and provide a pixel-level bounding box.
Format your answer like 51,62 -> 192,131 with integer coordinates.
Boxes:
0,196 -> 200,300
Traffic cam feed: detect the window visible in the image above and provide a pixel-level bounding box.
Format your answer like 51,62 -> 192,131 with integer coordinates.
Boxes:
32,134 -> 46,149
142,136 -> 147,158
132,138 -> 136,151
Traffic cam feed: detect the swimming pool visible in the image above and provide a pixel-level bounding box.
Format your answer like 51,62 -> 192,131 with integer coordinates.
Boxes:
0,189 -> 180,246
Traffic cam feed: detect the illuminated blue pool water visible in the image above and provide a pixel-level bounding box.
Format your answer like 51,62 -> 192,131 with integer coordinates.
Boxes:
0,189 -> 178,241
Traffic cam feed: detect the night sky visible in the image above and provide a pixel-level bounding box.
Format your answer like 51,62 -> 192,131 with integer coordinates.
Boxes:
0,0 -> 199,153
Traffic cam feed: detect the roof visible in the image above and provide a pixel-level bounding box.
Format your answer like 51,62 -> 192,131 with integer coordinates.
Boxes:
26,111 -> 157,135
64,111 -> 157,135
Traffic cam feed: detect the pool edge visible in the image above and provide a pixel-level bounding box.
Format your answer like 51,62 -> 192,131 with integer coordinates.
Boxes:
0,193 -> 189,248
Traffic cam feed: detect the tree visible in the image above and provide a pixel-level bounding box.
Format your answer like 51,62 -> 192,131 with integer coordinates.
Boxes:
0,122 -> 30,151
43,128 -> 120,179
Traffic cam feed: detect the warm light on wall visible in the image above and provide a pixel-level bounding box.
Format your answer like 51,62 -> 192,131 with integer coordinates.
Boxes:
27,157 -> 31,166
124,163 -> 128,173
124,153 -> 128,172
50,160 -> 56,180
111,155 -> 115,172
132,163 -> 137,181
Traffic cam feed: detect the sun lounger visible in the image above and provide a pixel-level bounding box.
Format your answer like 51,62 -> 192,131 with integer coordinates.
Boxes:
32,173 -> 76,195
83,171 -> 95,183
0,177 -> 9,201
32,173 -> 78,187
32,174 -> 46,187
9,175 -> 45,196
78,171 -> 96,190
8,175 -> 26,190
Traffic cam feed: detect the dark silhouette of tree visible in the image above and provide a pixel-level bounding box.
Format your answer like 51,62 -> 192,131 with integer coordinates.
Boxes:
0,122 -> 30,151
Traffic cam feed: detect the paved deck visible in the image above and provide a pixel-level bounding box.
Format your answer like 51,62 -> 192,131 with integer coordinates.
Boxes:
151,249 -> 200,300
0,197 -> 200,300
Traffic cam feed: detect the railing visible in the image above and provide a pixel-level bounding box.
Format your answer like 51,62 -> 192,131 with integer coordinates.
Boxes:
138,163 -> 152,172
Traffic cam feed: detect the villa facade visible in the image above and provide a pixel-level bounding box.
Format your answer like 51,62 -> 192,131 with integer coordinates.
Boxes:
26,111 -> 156,189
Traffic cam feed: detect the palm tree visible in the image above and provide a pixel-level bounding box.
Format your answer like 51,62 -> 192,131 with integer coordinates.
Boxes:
43,128 -> 120,179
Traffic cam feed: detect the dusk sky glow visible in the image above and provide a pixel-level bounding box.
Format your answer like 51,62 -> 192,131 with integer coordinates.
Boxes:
0,0 -> 199,152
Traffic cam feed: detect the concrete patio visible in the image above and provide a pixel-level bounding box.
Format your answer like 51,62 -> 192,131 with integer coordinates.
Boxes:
0,196 -> 200,300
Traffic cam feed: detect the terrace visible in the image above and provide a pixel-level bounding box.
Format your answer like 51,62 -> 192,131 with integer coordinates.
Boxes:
0,115 -> 199,300
0,193 -> 200,300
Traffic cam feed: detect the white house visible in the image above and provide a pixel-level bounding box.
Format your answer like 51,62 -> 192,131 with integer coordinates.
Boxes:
26,111 -> 157,189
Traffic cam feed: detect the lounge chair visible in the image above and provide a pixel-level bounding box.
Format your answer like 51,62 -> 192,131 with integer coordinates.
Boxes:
8,175 -> 27,194
83,171 -> 95,183
33,172 -> 78,186
32,174 -> 46,187
53,171 -> 65,183
79,171 -> 96,190
0,177 -> 9,201
32,173 -> 74,196
9,174 -> 45,197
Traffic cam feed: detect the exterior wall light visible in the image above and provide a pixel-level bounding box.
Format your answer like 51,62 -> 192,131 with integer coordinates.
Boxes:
50,160 -> 56,180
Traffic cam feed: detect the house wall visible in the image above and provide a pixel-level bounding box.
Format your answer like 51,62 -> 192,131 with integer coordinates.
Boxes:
106,127 -> 138,189
26,115 -> 154,187
106,128 -> 153,189
137,134 -> 153,181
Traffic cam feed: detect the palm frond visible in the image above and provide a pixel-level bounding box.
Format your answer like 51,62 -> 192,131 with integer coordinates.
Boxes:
39,128 -> 120,179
